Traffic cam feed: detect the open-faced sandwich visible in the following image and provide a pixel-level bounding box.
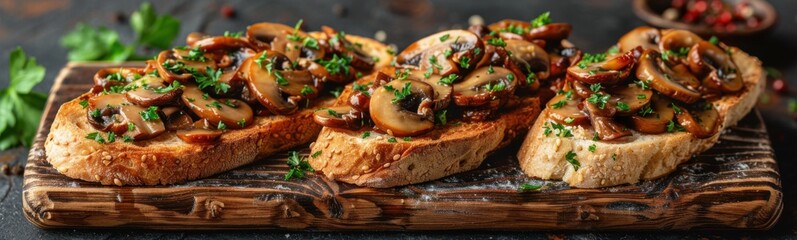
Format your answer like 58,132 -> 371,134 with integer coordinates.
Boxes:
44,21 -> 393,185
308,13 -> 583,187
517,27 -> 765,188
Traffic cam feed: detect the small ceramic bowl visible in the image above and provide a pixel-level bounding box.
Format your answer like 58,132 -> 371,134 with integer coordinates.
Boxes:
632,0 -> 777,37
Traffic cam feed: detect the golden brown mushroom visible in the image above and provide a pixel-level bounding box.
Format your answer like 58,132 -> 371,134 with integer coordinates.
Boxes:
369,80 -> 435,137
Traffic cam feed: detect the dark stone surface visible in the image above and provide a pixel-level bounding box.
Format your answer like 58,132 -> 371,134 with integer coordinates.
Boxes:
0,0 -> 795,238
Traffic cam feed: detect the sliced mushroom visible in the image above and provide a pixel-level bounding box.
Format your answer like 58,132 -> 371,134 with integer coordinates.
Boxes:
86,93 -> 130,133
453,66 -> 517,108
163,107 -> 193,130
119,104 -> 166,140
607,83 -> 653,116
631,94 -> 675,134
191,36 -> 253,51
547,93 -> 588,126
549,46 -> 583,78
526,23 -> 572,41
92,68 -> 145,94
156,50 -> 217,83
636,49 -> 702,104
658,29 -> 703,53
406,70 -> 453,111
504,39 -> 550,85
676,102 -> 721,138
590,115 -> 632,141
566,53 -> 633,85
488,20 -> 572,42
177,120 -> 223,143
687,41 -> 743,93
246,22 -> 296,50
319,26 -> 376,70
246,51 -> 299,115
617,26 -> 660,53
124,75 -> 183,107
397,30 -> 483,76
369,80 -> 435,137
181,85 -> 254,129
313,106 -> 366,130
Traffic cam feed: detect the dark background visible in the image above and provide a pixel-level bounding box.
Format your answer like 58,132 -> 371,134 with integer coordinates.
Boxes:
0,0 -> 795,239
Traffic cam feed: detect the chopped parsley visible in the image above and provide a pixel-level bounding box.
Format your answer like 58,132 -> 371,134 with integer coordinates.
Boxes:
506,73 -> 515,81
672,103 -> 682,114
637,94 -> 647,100
217,121 -> 227,130
182,47 -> 208,62
708,36 -> 719,45
439,33 -> 450,42
128,122 -> 136,131
311,151 -> 322,158
438,74 -> 458,86
302,37 -> 319,50
518,183 -> 543,192
79,99 -> 89,108
195,67 -> 230,94
273,70 -> 289,86
607,46 -> 620,54
616,101 -> 630,112
435,110 -> 448,125
531,11 -> 551,28
551,100 -> 567,109
443,48 -> 453,58
587,92 -> 610,109
123,135 -> 134,142
638,104 -> 654,117
300,85 -> 314,96
485,81 -> 506,92
403,137 -> 412,142
85,132 -> 106,144
486,38 -> 506,47
362,131 -> 371,139
152,80 -> 181,94
387,137 -> 397,143
223,31 -> 243,38
352,82 -> 370,96
588,144 -> 596,152
384,82 -> 412,103
487,65 -> 495,74
90,109 -> 101,118
635,79 -> 651,90
139,106 -> 160,121
284,151 -> 314,180
458,56 -> 471,69
326,109 -> 340,118
255,51 -> 268,68
666,120 -> 685,132
206,101 -> 222,109
578,53 -> 607,69
564,117 -> 574,124
565,150 -> 580,171
317,54 -> 352,76
237,119 -> 246,128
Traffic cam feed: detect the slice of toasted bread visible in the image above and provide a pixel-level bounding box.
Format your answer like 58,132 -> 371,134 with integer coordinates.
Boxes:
44,96 -> 335,186
308,95 -> 540,188
516,47 -> 765,188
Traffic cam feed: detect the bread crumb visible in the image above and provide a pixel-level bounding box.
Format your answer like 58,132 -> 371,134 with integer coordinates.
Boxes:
94,175 -> 101,181
113,178 -> 123,186
102,160 -> 111,166
141,155 -> 147,161
393,154 -> 400,160
383,162 -> 391,168
613,165 -> 622,171
361,165 -> 369,171
376,153 -> 382,160
352,174 -> 360,180
101,151 -> 110,156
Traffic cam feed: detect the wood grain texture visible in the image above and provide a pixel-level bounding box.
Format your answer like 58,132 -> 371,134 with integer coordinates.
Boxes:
22,63 -> 783,230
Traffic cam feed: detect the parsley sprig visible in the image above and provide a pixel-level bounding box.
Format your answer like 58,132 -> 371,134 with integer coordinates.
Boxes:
285,151 -> 315,180
0,48 -> 47,150
61,2 -> 180,61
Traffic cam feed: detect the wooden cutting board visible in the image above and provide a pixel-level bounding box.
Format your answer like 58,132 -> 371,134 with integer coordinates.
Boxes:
23,63 -> 783,230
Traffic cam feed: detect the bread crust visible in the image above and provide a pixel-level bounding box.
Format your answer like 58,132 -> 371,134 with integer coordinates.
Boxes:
309,97 -> 540,188
517,47 -> 765,188
44,95 -> 335,185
